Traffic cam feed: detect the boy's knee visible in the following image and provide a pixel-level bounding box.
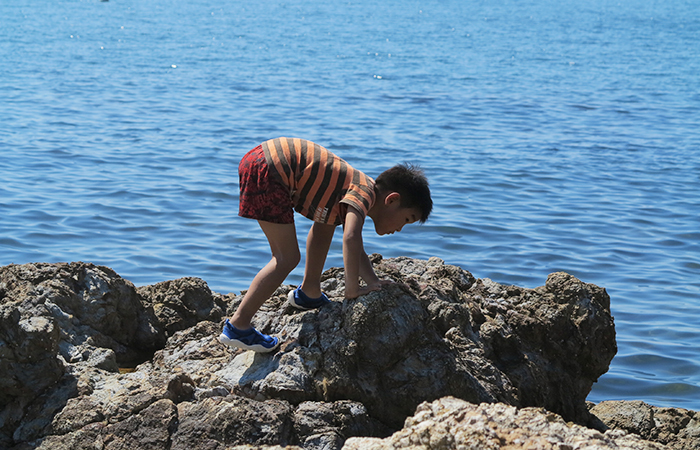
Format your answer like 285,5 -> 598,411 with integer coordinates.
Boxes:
289,251 -> 301,269
277,250 -> 301,272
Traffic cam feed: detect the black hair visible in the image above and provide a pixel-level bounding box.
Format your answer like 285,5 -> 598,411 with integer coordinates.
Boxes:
375,163 -> 432,223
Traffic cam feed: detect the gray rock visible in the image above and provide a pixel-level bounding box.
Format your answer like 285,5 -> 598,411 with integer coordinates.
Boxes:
3,256 -> 688,450
0,262 -> 166,445
171,396 -> 295,449
35,398 -> 177,450
137,277 -> 228,337
293,400 -> 391,447
343,396 -> 668,450
230,256 -> 616,426
591,400 -> 700,450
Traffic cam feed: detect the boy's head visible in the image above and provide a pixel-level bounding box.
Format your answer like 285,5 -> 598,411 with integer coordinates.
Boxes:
376,163 -> 432,222
369,163 -> 432,235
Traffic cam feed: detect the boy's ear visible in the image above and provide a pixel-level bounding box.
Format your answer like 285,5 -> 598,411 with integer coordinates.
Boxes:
385,192 -> 401,205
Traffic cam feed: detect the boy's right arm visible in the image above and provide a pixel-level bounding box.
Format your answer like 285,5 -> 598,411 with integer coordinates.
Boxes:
343,207 -> 382,298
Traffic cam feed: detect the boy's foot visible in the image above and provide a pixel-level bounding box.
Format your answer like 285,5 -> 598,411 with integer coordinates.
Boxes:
287,285 -> 331,310
218,319 -> 279,353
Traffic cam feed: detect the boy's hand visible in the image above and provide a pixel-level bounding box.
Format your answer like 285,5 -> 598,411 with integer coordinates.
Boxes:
342,207 -> 366,299
343,207 -> 395,299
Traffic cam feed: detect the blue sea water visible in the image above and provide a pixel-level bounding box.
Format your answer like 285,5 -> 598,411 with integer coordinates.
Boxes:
1,0 -> 699,411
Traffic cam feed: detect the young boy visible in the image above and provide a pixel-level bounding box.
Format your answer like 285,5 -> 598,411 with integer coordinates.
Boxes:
219,137 -> 432,352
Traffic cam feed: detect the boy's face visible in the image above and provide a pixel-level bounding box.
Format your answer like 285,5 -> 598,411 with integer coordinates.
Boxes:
373,196 -> 422,235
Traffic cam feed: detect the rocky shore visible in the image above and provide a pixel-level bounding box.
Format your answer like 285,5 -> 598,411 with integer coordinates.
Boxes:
1,256 -> 697,449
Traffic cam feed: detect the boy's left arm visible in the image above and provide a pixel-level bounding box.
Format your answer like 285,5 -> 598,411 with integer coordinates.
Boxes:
344,207 -> 392,298
343,207 -> 382,298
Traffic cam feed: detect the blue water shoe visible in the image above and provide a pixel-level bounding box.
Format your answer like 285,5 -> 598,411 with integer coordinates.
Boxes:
287,285 -> 331,310
218,319 -> 279,353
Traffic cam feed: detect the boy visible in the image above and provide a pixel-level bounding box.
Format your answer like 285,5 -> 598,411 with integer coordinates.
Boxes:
219,137 -> 432,352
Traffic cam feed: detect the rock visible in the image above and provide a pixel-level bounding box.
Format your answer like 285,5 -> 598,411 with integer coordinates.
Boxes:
0,256 -> 625,449
34,398 -> 178,450
171,396 -> 295,449
230,256 -> 616,426
342,396 -> 668,449
591,400 -> 700,450
137,277 -> 228,337
293,400 -> 391,449
590,400 -> 656,437
0,262 -> 166,446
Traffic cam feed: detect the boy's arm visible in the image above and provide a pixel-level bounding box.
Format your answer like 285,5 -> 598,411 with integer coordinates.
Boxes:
343,206 -> 382,298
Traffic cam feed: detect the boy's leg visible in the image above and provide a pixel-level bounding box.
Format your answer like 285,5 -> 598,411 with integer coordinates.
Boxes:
300,222 -> 336,299
230,220 -> 300,330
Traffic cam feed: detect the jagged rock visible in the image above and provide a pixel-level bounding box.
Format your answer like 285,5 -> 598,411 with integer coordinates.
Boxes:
0,262 -> 164,363
33,399 -> 178,450
3,309 -> 386,449
1,256 -> 622,449
343,396 -> 668,449
171,396 -> 295,449
590,400 -> 700,450
293,400 -> 391,449
235,282 -> 520,427
227,255 -> 616,426
0,262 -> 166,447
137,277 -> 229,337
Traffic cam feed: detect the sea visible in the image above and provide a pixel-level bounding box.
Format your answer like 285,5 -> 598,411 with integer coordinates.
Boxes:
1,0 -> 699,411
